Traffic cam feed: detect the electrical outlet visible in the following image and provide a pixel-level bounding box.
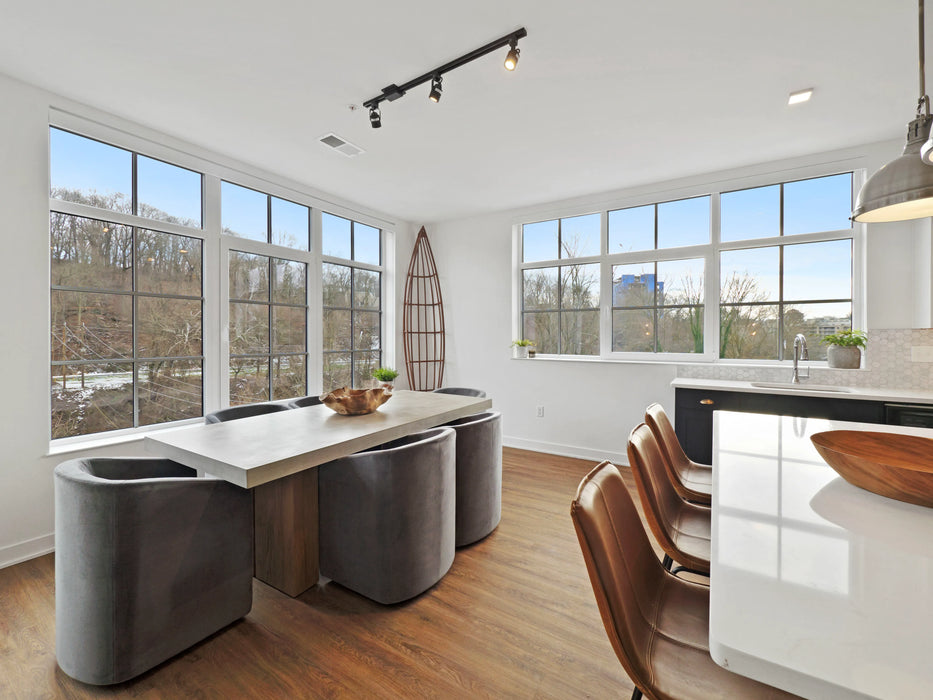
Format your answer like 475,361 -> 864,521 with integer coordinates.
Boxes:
536,405 -> 544,418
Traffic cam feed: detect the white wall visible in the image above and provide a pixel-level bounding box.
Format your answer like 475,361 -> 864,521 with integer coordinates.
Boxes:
0,72 -> 410,568
1,68 -> 931,569
427,143 -> 933,463
429,211 -> 674,464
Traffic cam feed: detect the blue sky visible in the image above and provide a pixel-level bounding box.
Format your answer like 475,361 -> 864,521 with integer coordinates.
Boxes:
524,173 -> 852,263
51,128 -> 380,261
523,173 -> 853,307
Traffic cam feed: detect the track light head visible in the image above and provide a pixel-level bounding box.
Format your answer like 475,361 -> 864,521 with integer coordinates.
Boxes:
504,40 -> 520,71
362,28 -> 527,130
429,75 -> 443,103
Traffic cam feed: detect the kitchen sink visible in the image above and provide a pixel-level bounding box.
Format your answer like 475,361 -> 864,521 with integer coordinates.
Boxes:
750,382 -> 853,393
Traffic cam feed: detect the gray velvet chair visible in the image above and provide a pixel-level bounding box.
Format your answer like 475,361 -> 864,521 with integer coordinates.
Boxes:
433,387 -> 487,398
286,395 -> 323,409
204,402 -> 290,423
443,410 -> 502,546
54,457 -> 253,685
318,427 -> 456,604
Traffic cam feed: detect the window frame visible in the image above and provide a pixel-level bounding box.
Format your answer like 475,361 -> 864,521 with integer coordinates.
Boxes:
48,110 -> 395,446
321,213 -> 385,389
514,166 -> 866,364
49,209 -> 206,437
226,248 -> 310,405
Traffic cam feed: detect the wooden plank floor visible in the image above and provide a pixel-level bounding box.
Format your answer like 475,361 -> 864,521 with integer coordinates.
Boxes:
0,448 -> 647,699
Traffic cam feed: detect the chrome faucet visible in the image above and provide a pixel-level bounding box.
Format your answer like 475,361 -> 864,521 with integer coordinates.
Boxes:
792,333 -> 809,384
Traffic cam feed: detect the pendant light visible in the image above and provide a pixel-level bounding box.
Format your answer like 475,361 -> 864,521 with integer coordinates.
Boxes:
853,0 -> 933,222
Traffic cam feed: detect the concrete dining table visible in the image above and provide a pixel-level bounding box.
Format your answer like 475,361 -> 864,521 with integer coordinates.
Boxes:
145,390 -> 491,597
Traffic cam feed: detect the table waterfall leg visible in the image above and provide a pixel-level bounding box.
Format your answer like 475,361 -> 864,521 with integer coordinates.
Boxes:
253,468 -> 319,597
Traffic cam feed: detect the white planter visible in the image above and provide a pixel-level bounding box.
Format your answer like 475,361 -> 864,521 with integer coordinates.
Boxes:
513,346 -> 529,359
827,345 -> 861,369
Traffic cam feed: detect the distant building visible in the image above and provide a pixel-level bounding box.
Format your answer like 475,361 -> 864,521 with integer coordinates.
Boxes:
815,317 -> 851,340
612,273 -> 663,304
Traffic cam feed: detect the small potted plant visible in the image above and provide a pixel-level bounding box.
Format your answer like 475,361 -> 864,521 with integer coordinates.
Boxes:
511,339 -> 535,359
820,329 -> 867,369
372,367 -> 399,391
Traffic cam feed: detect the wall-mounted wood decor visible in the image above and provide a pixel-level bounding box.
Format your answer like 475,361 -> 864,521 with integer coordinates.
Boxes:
403,227 -> 445,391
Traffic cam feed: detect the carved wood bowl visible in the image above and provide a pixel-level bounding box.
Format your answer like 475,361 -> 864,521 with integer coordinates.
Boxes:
321,387 -> 392,416
811,430 -> 933,508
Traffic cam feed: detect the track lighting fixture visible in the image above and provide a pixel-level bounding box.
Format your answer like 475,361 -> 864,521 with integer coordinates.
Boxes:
363,27 -> 526,128
504,40 -> 520,71
429,75 -> 443,103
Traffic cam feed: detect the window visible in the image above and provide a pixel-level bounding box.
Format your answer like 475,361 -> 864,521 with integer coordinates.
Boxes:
50,129 -> 204,438
49,122 -> 394,441
612,258 -> 705,353
517,173 -> 856,362
51,128 -> 202,227
222,181 -> 309,250
719,174 -> 853,361
608,196 -> 710,354
521,214 -> 600,355
322,213 -> 383,388
228,252 -> 307,404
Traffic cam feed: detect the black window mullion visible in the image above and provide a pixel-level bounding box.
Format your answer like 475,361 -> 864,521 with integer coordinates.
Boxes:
557,218 -> 562,260
778,185 -> 786,360
266,195 -> 273,245
267,257 -> 274,399
653,261 -> 660,353
778,245 -> 785,361
132,224 -> 139,427
350,267 -> 357,386
131,153 -> 138,216
557,265 -> 563,354
652,211 -> 659,352
654,204 -> 659,250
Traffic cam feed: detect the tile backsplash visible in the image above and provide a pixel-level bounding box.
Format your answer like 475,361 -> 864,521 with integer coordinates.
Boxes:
677,328 -> 933,392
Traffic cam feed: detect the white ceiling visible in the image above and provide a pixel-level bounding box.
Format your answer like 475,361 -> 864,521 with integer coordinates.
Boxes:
0,0 -> 923,223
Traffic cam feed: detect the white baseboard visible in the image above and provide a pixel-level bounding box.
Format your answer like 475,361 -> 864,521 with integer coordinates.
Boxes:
0,533 -> 54,570
503,436 -> 628,466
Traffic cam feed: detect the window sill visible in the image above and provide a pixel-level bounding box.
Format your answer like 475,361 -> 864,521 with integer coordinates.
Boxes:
511,354 -> 838,369
47,418 -> 202,457
512,354 -> 697,366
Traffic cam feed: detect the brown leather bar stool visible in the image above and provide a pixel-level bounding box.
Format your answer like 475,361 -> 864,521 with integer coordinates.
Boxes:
645,403 -> 712,506
571,461 -> 800,700
627,423 -> 711,575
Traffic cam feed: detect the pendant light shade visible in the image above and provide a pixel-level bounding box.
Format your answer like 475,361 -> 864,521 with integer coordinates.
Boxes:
853,115 -> 933,222
853,0 -> 933,222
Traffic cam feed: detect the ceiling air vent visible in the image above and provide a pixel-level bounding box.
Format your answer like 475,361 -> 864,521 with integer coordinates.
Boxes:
319,133 -> 364,158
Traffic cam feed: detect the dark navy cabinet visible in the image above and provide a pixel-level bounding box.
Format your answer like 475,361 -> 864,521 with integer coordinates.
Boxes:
673,388 -> 887,464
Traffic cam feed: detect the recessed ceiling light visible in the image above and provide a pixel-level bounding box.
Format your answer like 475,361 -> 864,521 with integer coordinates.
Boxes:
788,88 -> 813,105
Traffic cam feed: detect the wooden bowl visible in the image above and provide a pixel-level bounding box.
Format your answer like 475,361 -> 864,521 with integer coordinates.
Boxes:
810,430 -> 933,507
321,387 -> 391,416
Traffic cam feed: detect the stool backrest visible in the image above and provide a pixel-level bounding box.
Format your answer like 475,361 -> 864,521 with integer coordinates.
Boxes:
645,402 -> 691,472
571,460 -> 664,691
287,395 -> 323,409
205,402 -> 290,423
433,387 -> 487,398
627,423 -> 693,557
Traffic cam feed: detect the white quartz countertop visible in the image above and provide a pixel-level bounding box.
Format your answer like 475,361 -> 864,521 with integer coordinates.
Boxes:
709,411 -> 933,699
672,377 -> 933,404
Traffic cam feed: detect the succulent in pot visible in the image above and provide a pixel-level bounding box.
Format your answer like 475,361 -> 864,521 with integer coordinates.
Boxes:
511,339 -> 535,359
372,367 -> 399,390
820,329 -> 867,369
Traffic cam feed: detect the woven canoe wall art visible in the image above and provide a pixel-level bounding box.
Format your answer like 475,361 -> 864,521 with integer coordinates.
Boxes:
403,227 -> 445,391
